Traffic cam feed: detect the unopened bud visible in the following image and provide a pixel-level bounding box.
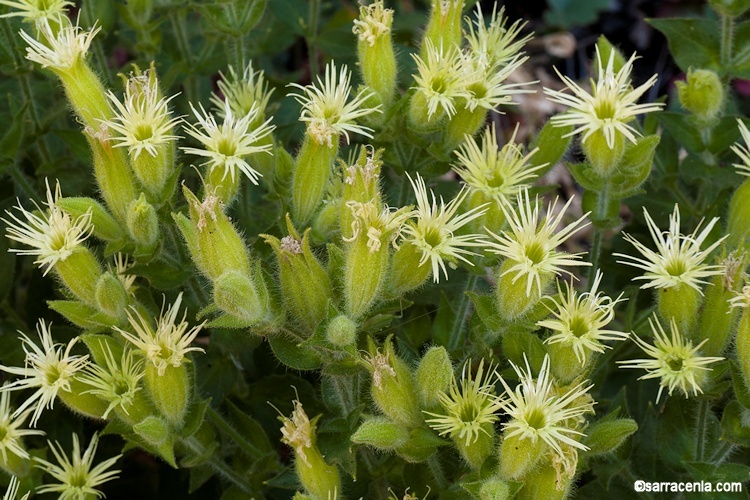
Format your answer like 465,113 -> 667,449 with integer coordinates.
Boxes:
676,68 -> 724,124
95,271 -> 128,320
126,194 -> 160,257
326,315 -> 357,347
415,346 -> 452,409
213,270 -> 266,325
145,363 -> 190,427
292,135 -> 339,225
54,246 -> 103,306
263,215 -> 332,330
421,0 -> 464,59
351,416 -> 410,450
367,338 -> 422,428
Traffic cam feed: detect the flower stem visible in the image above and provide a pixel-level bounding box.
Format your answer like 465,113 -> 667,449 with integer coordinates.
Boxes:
587,186 -> 610,284
206,406 -> 264,460
695,398 -> 709,462
181,436 -> 254,494
447,273 -> 478,351
709,440 -> 735,464
427,454 -> 448,490
307,0 -> 321,78
721,14 -> 735,68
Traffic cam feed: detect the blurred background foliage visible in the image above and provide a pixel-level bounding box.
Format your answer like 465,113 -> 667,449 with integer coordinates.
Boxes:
2,0 -> 750,498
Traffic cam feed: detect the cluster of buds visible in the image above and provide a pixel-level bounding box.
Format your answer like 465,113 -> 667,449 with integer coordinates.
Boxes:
174,185 -> 269,327
352,339 -> 451,463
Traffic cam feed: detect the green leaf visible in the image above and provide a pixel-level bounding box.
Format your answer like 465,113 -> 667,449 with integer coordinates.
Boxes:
431,291 -> 456,348
129,258 -> 193,290
0,101 -> 26,161
608,135 -> 660,198
468,292 -> 502,332
225,401 -> 274,457
0,233 -> 16,303
582,417 -> 638,457
656,112 -> 704,153
197,0 -> 267,36
48,300 -> 119,331
647,18 -> 722,74
731,360 -> 750,409
721,400 -> 750,446
544,0 -> 610,28
568,162 -> 605,192
268,333 -> 323,371
531,122 -> 573,177
56,197 -> 124,242
729,19 -> 750,79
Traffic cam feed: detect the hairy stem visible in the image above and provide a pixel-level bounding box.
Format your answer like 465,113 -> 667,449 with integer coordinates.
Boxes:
206,406 -> 264,460
447,273 -> 478,351
307,0 -> 321,78
721,14 -> 735,68
695,399 -> 709,462
587,185 -> 610,284
181,436 -> 254,494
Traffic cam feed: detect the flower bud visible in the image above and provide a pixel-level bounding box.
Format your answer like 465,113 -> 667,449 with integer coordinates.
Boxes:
133,415 -> 170,448
146,363 -> 190,427
86,127 -> 139,224
94,271 -> 128,320
498,432 -> 546,480
133,415 -> 176,466
728,178 -> 750,250
292,135 -> 339,225
126,0 -> 154,28
699,252 -> 745,355
326,315 -> 357,347
311,198 -> 340,244
344,230 -> 389,318
421,0 -> 464,59
415,346 -> 452,409
657,283 -> 702,338
676,69 -> 724,124
389,242 -> 432,296
737,308 -> 750,387
126,194 -> 160,258
495,259 -> 549,321
353,1 -> 397,110
366,338 -> 422,428
58,61 -> 112,130
182,185 -> 251,280
54,246 -> 103,306
479,478 -> 512,500
263,215 -> 332,329
213,270 -> 266,325
581,128 -> 626,177
351,416 -> 410,450
582,417 -> 638,456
